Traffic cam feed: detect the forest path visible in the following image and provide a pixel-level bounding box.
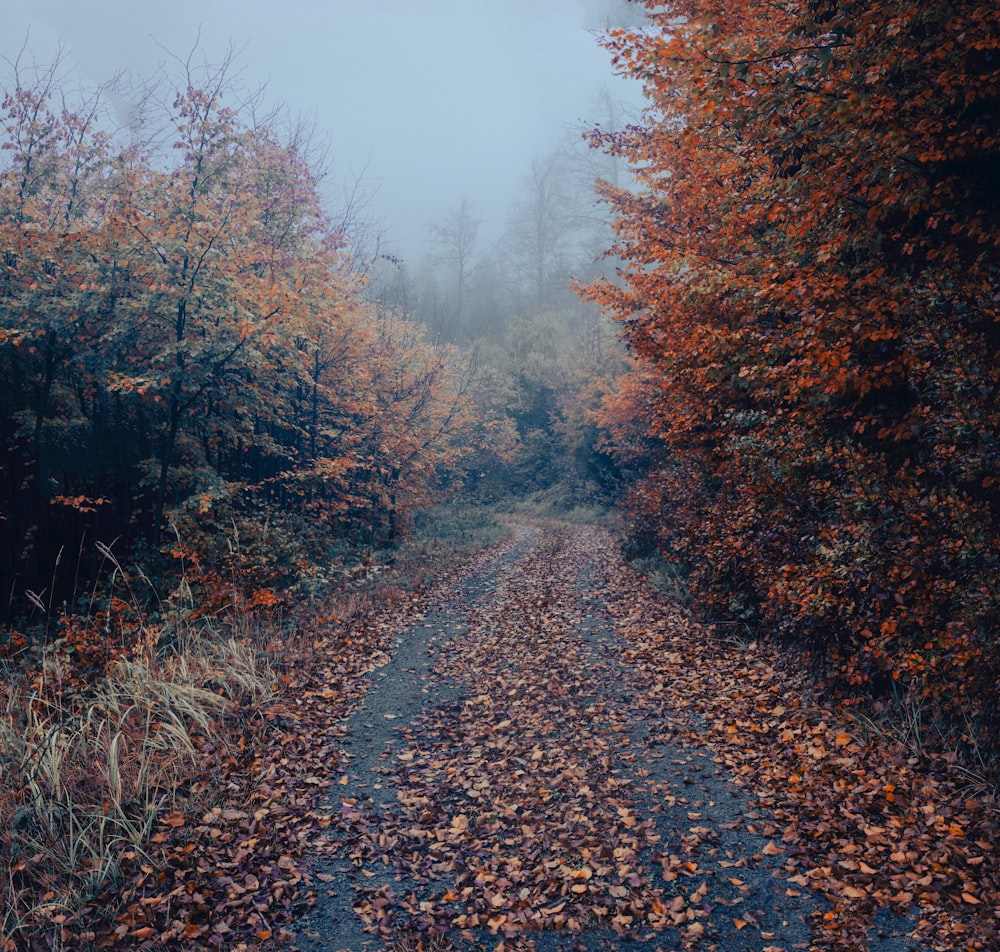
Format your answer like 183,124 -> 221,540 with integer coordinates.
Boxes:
289,522 -> 977,952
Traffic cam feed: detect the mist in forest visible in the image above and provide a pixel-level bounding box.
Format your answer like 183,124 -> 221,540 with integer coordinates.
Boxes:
0,0 -> 644,618
4,0 -> 643,269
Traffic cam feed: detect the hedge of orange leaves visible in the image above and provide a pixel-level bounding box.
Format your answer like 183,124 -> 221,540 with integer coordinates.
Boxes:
584,0 -> 1000,754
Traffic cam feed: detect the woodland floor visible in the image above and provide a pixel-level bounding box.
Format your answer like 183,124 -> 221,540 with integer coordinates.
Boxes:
282,521 -> 999,952
133,519 -> 1000,952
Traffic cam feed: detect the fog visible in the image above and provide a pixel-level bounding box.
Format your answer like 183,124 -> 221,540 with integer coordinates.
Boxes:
4,0 -> 643,263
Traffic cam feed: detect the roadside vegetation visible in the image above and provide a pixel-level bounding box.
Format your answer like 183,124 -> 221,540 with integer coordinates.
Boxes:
3,0 -> 999,946
0,501 -> 514,948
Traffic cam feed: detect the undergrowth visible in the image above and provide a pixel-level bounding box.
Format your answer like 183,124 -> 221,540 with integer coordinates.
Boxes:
343,501 -> 512,596
629,554 -> 694,608
0,502 -> 513,948
492,483 -> 619,528
0,546 -> 280,949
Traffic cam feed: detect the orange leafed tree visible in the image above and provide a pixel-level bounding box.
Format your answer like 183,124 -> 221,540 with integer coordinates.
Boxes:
584,1 -> 1000,750
1,59 -> 489,621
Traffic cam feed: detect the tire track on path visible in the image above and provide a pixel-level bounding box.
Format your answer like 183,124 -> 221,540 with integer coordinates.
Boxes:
293,525 -> 543,950
292,522 -> 915,952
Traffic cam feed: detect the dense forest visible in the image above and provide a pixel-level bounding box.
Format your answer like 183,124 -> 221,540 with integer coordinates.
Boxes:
1,0 -> 999,947
0,55 -> 626,633
584,0 -> 999,756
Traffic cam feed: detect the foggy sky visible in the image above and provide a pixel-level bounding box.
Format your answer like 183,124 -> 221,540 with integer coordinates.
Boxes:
3,0 -> 642,261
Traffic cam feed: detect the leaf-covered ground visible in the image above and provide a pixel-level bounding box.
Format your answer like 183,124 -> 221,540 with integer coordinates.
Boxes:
113,520 -> 999,951
289,522 -> 999,951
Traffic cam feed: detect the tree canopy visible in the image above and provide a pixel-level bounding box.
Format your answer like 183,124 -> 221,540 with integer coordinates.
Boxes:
584,0 -> 1000,750
0,59 -> 486,616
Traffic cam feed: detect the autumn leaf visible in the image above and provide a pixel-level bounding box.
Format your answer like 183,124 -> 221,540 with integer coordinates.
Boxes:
583,0 -> 1000,767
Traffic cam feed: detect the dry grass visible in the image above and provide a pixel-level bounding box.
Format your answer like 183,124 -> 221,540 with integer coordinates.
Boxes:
391,931 -> 452,952
0,562 -> 278,948
846,690 -> 1000,808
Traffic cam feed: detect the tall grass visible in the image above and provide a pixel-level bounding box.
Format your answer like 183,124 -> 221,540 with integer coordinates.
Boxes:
492,483 -> 619,528
0,549 -> 277,948
629,554 -> 694,608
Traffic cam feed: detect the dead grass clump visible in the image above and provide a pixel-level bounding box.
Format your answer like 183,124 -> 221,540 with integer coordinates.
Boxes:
0,567 -> 277,948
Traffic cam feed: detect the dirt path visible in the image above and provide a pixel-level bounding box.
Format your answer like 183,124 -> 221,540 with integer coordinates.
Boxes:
289,522 -> 993,951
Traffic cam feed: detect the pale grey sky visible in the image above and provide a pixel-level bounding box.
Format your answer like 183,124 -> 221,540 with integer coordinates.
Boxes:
3,0 -> 641,259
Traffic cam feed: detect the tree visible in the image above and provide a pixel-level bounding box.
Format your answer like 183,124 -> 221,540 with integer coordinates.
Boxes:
585,0 -> 1000,748
0,55 -> 494,619
470,306 -> 626,497
504,154 -> 574,310
430,197 -> 480,332
0,56 -> 124,592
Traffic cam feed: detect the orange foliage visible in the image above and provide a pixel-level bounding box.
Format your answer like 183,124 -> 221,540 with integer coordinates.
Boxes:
1,63 -> 486,617
584,0 -> 1000,751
